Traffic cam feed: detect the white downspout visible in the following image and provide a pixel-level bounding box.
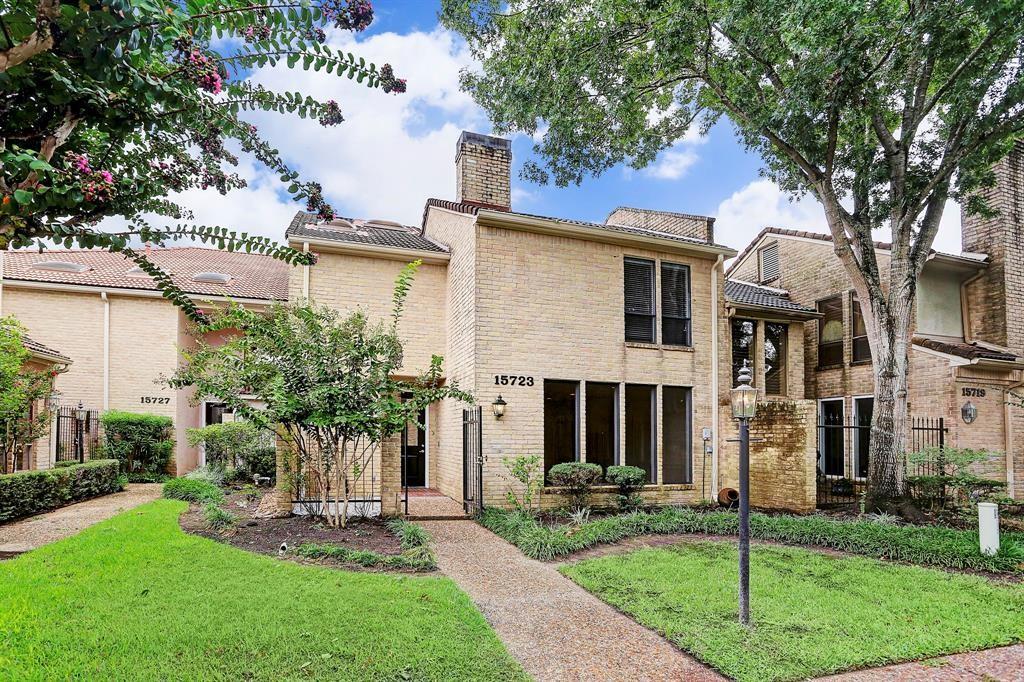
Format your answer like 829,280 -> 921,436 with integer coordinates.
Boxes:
302,242 -> 310,298
1006,377 -> 1023,498
101,292 -> 109,411
711,254 -> 724,497
0,248 -> 5,312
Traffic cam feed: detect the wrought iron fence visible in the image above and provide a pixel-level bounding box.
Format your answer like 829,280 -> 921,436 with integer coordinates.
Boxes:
462,407 -> 483,515
816,414 -> 947,508
54,404 -> 99,464
291,441 -> 382,519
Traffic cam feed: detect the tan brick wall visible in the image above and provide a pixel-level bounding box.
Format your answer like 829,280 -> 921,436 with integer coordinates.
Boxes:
606,207 -> 714,243
455,133 -> 511,209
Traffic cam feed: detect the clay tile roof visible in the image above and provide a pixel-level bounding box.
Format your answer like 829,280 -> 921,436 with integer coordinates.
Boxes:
912,336 -> 1021,363
725,279 -> 818,314
22,335 -> 71,363
287,211 -> 448,253
2,247 -> 289,300
423,199 -> 733,250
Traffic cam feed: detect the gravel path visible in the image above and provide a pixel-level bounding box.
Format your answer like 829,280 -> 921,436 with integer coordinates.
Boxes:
0,484 -> 162,556
420,520 -> 723,682
814,644 -> 1024,681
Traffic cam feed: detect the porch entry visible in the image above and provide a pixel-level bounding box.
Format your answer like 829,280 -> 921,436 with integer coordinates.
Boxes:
816,397 -> 947,507
401,405 -> 427,488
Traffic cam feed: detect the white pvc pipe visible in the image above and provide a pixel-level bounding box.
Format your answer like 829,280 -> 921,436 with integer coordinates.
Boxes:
710,254 -> 723,496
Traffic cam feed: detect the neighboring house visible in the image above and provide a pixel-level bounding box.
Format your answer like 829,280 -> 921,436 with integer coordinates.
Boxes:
727,141 -> 1024,503
0,335 -> 72,473
0,248 -> 287,474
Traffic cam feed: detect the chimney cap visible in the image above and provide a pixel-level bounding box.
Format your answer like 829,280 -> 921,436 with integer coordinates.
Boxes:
456,131 -> 511,157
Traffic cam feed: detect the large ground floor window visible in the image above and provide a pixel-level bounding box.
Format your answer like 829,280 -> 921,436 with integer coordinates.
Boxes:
544,380 -> 579,473
585,382 -> 617,473
662,386 -> 692,484
854,397 -> 873,479
819,398 -> 845,476
625,384 -> 655,482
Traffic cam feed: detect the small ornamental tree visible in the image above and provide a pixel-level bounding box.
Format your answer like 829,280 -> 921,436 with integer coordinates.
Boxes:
1,0 -> 405,320
0,316 -> 63,473
168,261 -> 472,527
442,0 -> 1024,511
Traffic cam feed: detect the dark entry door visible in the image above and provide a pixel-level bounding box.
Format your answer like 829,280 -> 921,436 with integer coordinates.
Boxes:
402,408 -> 426,488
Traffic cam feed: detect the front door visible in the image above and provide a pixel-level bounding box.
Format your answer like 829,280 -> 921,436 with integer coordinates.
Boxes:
402,407 -> 426,487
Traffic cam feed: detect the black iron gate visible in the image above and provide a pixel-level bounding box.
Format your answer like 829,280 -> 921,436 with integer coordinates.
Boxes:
54,404 -> 98,464
462,407 -> 483,515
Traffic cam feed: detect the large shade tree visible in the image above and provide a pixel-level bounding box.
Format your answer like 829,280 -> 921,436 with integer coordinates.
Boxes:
1,0 -> 405,319
442,0 -> 1024,509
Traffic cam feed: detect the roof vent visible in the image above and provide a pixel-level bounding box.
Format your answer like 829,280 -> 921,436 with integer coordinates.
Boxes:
326,218 -> 356,230
192,271 -> 232,284
32,260 -> 91,273
364,219 -> 405,230
126,266 -> 152,278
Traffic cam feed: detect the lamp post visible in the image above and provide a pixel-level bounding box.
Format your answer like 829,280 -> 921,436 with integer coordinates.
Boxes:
731,360 -> 758,626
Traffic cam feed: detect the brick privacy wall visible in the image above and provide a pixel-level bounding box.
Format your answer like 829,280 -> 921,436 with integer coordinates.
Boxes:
293,251 -> 448,376
719,399 -> 817,513
456,134 -> 511,209
470,222 -> 731,509
606,207 -> 715,243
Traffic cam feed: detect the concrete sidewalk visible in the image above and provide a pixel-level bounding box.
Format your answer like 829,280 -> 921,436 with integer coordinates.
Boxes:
0,484 -> 162,556
815,644 -> 1024,681
420,519 -> 723,682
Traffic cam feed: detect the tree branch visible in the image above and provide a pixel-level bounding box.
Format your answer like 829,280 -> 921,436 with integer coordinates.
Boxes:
0,0 -> 60,73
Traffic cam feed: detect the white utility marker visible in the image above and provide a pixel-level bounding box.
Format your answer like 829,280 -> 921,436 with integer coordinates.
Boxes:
977,502 -> 1000,556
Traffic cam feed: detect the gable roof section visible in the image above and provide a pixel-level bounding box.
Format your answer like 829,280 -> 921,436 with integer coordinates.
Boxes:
2,247 -> 289,300
424,199 -> 736,255
288,212 -> 448,253
725,279 -> 818,316
23,335 -> 72,364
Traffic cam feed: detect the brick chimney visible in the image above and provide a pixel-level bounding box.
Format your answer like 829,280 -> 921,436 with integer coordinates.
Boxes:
606,206 -> 715,243
456,131 -> 512,210
961,141 -> 1024,351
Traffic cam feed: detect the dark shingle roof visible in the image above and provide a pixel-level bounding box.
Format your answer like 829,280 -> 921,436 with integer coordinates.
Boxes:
287,212 -> 448,253
423,199 -> 734,251
725,279 -> 817,315
913,336 -> 1021,363
23,336 -> 71,363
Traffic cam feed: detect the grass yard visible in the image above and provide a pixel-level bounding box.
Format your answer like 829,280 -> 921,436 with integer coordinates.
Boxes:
0,500 -> 526,681
562,540 -> 1024,682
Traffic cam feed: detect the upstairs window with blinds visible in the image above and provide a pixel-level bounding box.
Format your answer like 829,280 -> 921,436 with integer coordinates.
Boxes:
851,294 -> 871,363
661,262 -> 691,346
624,257 -> 656,343
758,242 -> 780,282
817,295 -> 844,367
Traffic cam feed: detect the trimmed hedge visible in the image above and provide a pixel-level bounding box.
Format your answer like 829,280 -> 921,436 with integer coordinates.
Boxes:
162,477 -> 224,504
0,459 -> 122,523
479,506 -> 1024,573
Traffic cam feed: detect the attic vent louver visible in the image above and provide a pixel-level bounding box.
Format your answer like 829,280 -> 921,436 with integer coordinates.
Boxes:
32,260 -> 91,273
758,242 -> 780,283
192,271 -> 232,284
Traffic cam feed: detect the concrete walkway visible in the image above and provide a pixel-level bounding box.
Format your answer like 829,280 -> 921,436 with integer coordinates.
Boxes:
815,644 -> 1024,681
420,520 -> 723,682
0,484 -> 162,556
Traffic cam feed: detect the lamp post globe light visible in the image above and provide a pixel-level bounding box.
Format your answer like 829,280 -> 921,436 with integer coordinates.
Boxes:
731,360 -> 758,626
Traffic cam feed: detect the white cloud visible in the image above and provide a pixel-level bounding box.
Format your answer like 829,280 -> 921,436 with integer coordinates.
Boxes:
716,178 -> 963,256
643,145 -> 700,180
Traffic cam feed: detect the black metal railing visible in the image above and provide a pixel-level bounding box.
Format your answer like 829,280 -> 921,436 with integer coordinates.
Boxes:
54,404 -> 99,464
462,407 -> 483,515
816,414 -> 947,508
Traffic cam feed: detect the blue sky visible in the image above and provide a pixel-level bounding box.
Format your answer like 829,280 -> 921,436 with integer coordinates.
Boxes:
145,0 -> 963,257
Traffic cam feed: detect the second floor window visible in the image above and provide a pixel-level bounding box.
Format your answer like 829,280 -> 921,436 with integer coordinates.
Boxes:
731,318 -> 756,384
817,295 -> 844,367
624,257 -> 656,343
764,322 -> 787,395
851,294 -> 871,363
661,262 -> 691,346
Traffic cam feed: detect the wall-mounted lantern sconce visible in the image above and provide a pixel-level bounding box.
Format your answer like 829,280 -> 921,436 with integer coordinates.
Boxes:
491,395 -> 507,419
961,400 -> 977,424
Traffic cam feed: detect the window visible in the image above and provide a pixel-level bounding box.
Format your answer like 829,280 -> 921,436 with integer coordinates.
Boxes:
854,397 -> 873,479
625,384 -> 655,482
819,399 -> 845,476
758,242 -> 780,282
851,294 -> 871,363
731,318 -> 756,384
764,323 -> 787,395
624,258 -> 655,343
661,262 -> 691,346
662,386 -> 692,484
817,296 -> 844,367
544,380 -> 578,474
585,383 -> 617,473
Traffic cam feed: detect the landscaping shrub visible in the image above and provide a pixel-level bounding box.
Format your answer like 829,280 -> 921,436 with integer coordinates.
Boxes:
605,465 -> 647,511
907,446 -> 1005,511
298,518 -> 437,571
547,462 -> 603,509
478,506 -> 1024,572
185,465 -> 225,487
100,411 -> 174,481
502,455 -> 543,513
0,459 -> 121,523
162,477 -> 224,504
186,422 -> 277,481
203,503 -> 238,531
386,517 -> 431,551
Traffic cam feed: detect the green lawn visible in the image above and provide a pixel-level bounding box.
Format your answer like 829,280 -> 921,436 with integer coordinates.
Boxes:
562,541 -> 1024,682
0,500 -> 526,681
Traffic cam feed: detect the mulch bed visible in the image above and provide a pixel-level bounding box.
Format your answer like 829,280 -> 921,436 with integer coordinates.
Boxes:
179,490 -> 409,572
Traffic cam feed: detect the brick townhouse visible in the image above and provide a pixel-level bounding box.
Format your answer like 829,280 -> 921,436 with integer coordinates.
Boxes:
727,140 -> 1024,503
3,131 -> 1021,512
